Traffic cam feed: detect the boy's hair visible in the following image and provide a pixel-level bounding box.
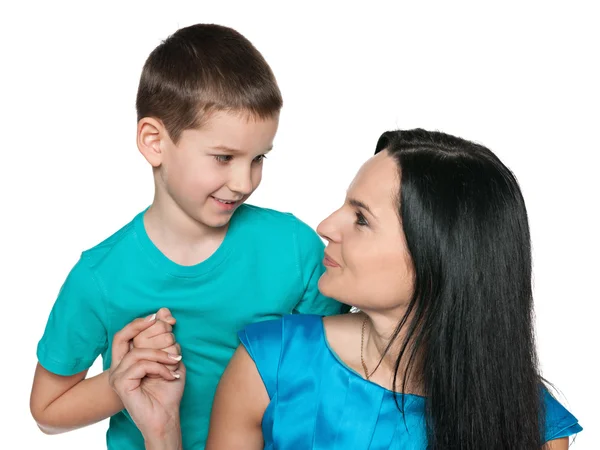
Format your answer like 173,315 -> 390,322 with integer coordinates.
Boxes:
136,24 -> 283,143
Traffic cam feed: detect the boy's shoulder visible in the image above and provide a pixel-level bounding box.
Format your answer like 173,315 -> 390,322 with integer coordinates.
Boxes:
79,212 -> 141,269
236,204 -> 317,242
236,203 -> 296,224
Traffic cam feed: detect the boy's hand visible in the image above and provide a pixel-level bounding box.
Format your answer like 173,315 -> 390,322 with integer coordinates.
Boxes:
132,308 -> 181,374
109,317 -> 185,443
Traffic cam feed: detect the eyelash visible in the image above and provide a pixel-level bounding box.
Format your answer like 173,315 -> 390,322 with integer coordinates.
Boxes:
214,155 -> 267,164
214,155 -> 233,163
355,211 -> 369,227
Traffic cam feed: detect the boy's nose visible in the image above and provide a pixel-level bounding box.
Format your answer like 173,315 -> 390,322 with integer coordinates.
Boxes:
229,169 -> 254,195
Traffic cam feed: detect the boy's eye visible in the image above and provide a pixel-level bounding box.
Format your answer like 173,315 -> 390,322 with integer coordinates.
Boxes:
253,154 -> 267,164
214,155 -> 233,163
355,211 -> 369,227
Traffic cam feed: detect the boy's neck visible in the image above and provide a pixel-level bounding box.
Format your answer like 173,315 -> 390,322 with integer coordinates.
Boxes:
143,199 -> 229,267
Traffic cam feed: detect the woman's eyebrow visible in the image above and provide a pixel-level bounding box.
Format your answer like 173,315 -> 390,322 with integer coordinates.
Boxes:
349,198 -> 376,218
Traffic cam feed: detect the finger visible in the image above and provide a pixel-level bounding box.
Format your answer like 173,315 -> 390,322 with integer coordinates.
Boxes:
132,321 -> 173,345
111,314 -> 157,366
144,360 -> 186,382
155,361 -> 186,383
162,343 -> 180,356
156,307 -> 176,325
173,361 -> 186,381
120,360 -> 180,387
116,348 -> 182,375
132,342 -> 180,376
135,332 -> 176,350
161,343 -> 180,371
146,362 -> 179,377
163,363 -> 180,372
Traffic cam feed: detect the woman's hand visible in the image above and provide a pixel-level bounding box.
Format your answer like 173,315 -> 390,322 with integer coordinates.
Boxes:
132,308 -> 181,375
109,315 -> 186,449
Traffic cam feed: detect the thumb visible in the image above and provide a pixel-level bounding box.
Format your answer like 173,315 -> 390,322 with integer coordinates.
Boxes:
175,360 -> 187,382
111,314 -> 157,366
156,307 -> 176,325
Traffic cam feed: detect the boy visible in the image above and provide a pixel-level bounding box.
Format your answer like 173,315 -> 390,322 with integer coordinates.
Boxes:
31,24 -> 346,449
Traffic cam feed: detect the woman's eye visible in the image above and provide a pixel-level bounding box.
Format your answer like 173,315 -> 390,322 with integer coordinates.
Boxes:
355,211 -> 369,227
215,155 -> 233,163
253,154 -> 267,164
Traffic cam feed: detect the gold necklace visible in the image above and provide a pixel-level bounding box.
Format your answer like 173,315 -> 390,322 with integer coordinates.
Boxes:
360,316 -> 376,380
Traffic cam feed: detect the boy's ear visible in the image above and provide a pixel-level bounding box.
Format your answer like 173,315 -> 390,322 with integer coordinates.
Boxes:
137,117 -> 167,167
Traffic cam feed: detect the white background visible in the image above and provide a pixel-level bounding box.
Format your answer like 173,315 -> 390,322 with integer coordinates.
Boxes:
1,0 -> 598,448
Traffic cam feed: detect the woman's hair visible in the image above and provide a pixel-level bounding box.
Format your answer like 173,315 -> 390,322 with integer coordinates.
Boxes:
375,129 -> 544,449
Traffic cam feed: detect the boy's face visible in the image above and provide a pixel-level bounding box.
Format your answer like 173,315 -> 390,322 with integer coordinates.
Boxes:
151,110 -> 279,229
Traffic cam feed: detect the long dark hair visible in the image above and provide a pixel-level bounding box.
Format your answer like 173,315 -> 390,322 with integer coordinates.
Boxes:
375,129 -> 544,449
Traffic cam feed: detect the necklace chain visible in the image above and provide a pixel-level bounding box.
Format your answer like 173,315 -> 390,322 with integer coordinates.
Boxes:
360,316 -> 377,380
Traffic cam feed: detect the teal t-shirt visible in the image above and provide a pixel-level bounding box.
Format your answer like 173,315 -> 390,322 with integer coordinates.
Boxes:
37,204 -> 347,449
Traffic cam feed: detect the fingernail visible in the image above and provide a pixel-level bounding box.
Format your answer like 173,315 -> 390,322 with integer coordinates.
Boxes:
169,354 -> 182,361
171,371 -> 180,379
145,313 -> 157,322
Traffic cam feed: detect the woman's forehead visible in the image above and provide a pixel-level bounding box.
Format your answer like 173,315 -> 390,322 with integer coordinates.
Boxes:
346,152 -> 400,217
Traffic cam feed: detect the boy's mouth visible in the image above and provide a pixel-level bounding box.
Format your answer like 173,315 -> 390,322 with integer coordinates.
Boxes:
212,196 -> 238,204
211,196 -> 241,211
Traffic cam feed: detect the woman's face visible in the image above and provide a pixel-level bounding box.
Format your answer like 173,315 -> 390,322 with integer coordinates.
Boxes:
317,151 -> 414,312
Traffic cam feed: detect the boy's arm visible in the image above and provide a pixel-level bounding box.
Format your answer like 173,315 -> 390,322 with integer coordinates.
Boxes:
30,365 -> 122,434
292,219 -> 350,316
31,257 -> 112,433
31,308 -> 178,434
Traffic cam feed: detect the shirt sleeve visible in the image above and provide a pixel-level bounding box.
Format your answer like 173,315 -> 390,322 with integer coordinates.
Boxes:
36,255 -> 109,376
542,388 -> 583,443
291,217 -> 350,316
238,318 -> 284,399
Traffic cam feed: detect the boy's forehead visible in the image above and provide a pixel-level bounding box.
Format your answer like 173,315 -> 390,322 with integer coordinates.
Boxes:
209,143 -> 274,154
204,109 -> 278,128
182,110 -> 279,152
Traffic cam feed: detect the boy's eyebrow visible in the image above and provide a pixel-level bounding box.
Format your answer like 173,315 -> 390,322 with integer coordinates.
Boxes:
348,198 -> 376,218
210,145 -> 273,153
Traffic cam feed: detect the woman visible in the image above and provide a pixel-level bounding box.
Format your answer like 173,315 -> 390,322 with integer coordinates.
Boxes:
110,129 -> 582,449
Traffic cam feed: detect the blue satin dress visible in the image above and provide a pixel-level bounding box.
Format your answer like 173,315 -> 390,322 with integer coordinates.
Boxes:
238,314 -> 582,450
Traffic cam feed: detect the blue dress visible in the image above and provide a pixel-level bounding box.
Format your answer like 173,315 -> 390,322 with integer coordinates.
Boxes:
238,314 -> 582,450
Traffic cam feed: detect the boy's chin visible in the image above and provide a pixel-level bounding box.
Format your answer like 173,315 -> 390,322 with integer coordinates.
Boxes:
201,215 -> 234,229
206,206 -> 244,226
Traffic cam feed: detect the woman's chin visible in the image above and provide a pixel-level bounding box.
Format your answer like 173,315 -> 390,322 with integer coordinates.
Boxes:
318,274 -> 340,301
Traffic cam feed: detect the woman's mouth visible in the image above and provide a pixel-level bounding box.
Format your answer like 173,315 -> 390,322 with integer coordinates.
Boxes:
323,253 -> 340,268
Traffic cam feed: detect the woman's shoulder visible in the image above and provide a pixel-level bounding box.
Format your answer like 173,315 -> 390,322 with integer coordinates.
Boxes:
323,311 -> 363,326
322,312 -> 363,340
238,314 -> 333,399
247,312 -> 357,338
322,312 -> 364,370
241,313 -> 324,336
239,314 -> 328,355
542,387 -> 583,442
238,313 -> 360,373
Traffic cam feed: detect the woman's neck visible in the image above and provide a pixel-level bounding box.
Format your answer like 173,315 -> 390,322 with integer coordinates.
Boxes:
363,311 -> 423,395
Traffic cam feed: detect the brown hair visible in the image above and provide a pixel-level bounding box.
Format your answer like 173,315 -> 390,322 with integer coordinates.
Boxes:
136,24 -> 283,143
